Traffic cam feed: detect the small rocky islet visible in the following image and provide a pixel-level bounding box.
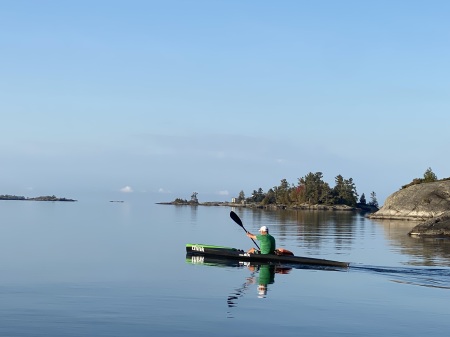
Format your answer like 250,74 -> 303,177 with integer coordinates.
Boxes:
369,180 -> 450,238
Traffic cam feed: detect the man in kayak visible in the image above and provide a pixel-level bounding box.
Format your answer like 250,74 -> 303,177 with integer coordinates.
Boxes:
246,226 -> 276,254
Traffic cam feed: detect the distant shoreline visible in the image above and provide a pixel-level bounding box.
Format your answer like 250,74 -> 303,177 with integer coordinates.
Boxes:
156,201 -> 378,212
0,195 -> 77,202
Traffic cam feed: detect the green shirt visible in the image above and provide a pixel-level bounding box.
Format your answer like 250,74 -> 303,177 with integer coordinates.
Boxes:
258,264 -> 275,286
256,233 -> 276,254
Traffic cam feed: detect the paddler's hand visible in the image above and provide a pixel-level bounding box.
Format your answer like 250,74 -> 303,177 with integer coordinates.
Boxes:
247,232 -> 256,239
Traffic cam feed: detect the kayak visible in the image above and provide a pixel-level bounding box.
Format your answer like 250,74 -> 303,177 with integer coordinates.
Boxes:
186,243 -> 350,268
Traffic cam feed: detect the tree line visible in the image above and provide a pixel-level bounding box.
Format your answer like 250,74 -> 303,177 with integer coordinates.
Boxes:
176,168 -> 445,208
235,172 -> 378,208
234,167 -> 446,208
0,194 -> 76,201
172,192 -> 199,205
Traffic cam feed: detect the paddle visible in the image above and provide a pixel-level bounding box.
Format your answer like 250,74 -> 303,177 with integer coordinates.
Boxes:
230,211 -> 260,250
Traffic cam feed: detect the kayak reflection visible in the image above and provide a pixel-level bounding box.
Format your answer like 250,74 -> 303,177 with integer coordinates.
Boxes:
185,255 -> 291,301
185,254 -> 346,317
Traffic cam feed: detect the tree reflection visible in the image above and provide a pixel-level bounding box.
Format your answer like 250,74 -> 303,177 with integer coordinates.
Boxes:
243,208 -> 450,266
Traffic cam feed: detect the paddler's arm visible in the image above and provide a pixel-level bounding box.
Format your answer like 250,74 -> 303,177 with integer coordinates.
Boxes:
246,232 -> 257,240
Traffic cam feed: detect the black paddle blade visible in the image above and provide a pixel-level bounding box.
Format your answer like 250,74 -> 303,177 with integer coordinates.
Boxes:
230,211 -> 243,227
230,211 -> 260,250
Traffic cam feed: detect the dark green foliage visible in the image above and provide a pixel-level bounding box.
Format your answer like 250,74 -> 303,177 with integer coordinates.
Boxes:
237,190 -> 245,202
0,194 -> 76,201
261,188 -> 276,205
423,167 -> 438,183
359,193 -> 366,205
368,191 -> 379,208
0,194 -> 26,200
248,188 -> 265,203
401,167 -> 439,189
0,195 -> 76,201
331,175 -> 358,207
273,179 -> 292,205
31,195 -> 58,201
190,192 -> 199,204
297,172 -> 332,205
240,172 -> 361,207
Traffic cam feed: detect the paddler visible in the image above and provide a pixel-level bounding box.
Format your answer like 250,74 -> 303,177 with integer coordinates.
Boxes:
246,226 -> 276,254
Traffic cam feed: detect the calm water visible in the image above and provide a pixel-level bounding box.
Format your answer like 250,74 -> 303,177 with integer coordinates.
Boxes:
1,199 -> 449,336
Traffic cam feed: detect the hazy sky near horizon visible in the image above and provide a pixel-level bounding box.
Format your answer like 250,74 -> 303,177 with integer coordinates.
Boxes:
1,1 -> 449,203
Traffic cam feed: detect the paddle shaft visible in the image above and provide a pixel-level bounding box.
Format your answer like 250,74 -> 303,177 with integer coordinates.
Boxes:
230,211 -> 260,250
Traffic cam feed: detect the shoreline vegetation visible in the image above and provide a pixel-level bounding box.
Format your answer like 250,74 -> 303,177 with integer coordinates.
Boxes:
158,168 -> 448,215
0,194 -> 77,202
157,200 -> 378,212
157,170 -> 381,213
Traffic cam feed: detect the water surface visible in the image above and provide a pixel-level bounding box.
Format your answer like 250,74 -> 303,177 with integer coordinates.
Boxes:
0,200 -> 449,336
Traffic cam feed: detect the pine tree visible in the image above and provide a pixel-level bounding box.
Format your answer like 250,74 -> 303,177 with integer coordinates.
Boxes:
237,190 -> 245,202
298,172 -> 330,205
332,175 -> 358,206
190,192 -> 199,203
368,191 -> 378,208
359,193 -> 366,205
423,167 -> 437,183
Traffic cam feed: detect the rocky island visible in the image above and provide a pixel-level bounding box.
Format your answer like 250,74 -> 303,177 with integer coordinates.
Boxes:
369,178 -> 450,238
158,199 -> 377,212
158,174 -> 380,213
159,168 -> 450,237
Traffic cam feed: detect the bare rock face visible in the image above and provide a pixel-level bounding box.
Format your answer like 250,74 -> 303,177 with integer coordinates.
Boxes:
369,180 -> 450,220
408,213 -> 450,237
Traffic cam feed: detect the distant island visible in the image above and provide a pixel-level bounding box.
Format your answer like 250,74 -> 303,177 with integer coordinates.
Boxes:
0,194 -> 77,202
159,167 -> 450,238
157,169 -> 380,213
157,199 -> 374,212
157,192 -> 378,212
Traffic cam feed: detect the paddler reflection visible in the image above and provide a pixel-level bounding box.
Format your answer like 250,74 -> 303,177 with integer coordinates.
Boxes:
247,264 -> 291,298
226,262 -> 292,313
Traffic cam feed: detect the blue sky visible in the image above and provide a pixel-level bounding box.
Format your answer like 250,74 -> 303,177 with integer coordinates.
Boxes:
1,1 -> 449,203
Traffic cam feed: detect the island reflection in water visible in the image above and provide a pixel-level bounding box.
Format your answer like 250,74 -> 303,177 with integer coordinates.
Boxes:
372,218 -> 450,267
244,208 -> 450,267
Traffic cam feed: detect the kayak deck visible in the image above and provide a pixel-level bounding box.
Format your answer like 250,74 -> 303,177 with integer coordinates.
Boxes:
186,243 -> 349,268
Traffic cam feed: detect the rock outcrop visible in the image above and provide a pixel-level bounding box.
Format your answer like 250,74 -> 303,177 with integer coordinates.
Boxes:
369,180 -> 450,237
408,214 -> 450,237
369,180 -> 450,220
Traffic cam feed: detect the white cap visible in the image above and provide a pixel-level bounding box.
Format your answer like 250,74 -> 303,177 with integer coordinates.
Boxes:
259,226 -> 268,232
258,285 -> 267,298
